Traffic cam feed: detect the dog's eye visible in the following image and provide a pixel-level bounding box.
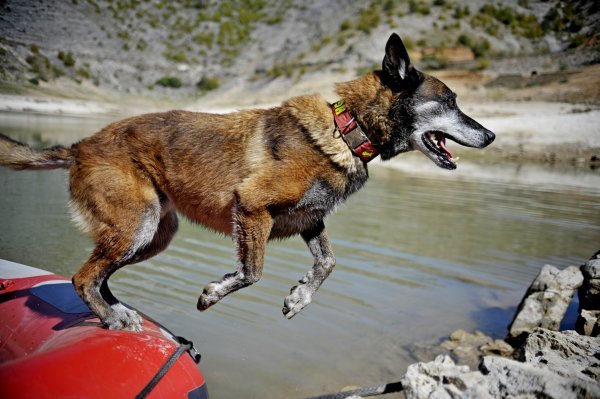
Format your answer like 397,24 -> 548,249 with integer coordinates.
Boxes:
447,98 -> 456,108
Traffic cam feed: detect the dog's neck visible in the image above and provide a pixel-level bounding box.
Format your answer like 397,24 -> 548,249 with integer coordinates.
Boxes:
330,100 -> 378,163
334,72 -> 394,152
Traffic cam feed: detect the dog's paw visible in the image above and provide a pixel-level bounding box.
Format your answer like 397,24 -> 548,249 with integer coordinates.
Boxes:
197,282 -> 222,311
282,283 -> 313,319
104,303 -> 143,332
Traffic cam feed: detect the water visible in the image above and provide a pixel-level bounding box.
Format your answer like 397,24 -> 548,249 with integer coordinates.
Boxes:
1,113 -> 599,398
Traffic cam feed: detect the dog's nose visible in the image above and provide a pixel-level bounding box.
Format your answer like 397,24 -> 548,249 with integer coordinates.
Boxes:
485,130 -> 495,145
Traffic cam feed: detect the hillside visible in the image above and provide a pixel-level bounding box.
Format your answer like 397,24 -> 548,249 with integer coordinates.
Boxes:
0,0 -> 599,106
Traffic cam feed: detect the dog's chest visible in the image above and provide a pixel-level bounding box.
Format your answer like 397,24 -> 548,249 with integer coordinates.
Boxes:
270,167 -> 368,238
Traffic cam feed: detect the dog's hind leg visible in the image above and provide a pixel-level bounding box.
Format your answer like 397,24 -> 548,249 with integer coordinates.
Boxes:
72,209 -> 160,331
74,249 -> 146,331
283,220 -> 335,319
71,166 -> 177,331
85,209 -> 178,331
197,201 -> 272,311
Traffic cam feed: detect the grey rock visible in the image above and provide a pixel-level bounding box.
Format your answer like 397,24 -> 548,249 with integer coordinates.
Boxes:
581,259 -> 600,279
579,259 -> 600,310
479,339 -> 514,358
440,330 -> 494,369
577,257 -> 600,336
439,329 -> 514,368
481,355 -> 600,399
576,309 -> 600,337
402,355 -> 491,399
403,329 -> 600,399
520,328 -> 600,383
508,264 -> 583,338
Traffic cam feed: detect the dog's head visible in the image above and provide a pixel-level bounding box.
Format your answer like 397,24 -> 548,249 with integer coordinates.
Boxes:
369,33 -> 495,169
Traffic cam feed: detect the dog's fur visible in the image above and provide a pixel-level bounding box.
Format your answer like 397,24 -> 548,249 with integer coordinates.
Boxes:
0,34 -> 494,331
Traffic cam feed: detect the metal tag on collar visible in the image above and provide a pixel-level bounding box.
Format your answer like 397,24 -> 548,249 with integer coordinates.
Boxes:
342,123 -> 369,149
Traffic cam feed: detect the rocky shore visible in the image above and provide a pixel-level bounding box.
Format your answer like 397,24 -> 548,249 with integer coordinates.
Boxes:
343,253 -> 600,399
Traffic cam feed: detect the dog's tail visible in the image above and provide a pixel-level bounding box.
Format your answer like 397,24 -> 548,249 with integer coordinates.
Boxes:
0,132 -> 73,170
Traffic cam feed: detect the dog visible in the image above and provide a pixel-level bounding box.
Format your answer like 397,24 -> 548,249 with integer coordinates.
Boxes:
0,33 -> 494,331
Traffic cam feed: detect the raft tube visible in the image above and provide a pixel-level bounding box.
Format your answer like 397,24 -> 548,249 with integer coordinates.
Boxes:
0,259 -> 208,399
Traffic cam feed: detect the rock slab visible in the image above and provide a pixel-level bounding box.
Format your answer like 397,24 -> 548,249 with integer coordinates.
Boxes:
402,329 -> 600,399
508,264 -> 583,338
402,355 -> 491,399
520,328 -> 600,383
577,256 -> 600,336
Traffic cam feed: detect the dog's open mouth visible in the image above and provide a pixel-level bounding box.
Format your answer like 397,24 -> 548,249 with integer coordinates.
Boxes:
421,131 -> 459,170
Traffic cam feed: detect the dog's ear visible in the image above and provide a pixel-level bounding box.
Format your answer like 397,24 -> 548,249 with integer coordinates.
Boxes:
382,33 -> 418,90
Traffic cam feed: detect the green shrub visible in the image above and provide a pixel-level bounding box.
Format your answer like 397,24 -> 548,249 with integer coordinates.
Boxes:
476,4 -> 544,39
197,76 -> 220,91
409,0 -> 430,15
457,34 -> 472,47
517,14 -> 544,39
473,58 -> 491,70
357,5 -> 380,33
77,66 -> 91,79
403,36 -> 415,51
542,2 -> 583,35
454,5 -> 470,19
51,65 -> 65,77
193,32 -> 214,48
267,62 -> 296,79
164,49 -> 189,63
136,39 -> 148,51
569,33 -> 586,48
470,13 -> 499,36
58,51 -> 76,67
339,20 -> 352,31
156,76 -> 182,88
471,38 -> 491,58
117,30 -> 130,41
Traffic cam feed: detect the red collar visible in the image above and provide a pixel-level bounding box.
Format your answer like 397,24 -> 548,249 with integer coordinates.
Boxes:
330,100 -> 378,163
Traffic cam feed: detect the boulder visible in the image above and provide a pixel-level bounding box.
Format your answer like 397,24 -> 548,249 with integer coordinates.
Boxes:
576,309 -> 600,336
479,339 -> 513,358
508,264 -> 583,338
401,355 -> 491,399
519,328 -> 600,383
577,256 -> 600,336
481,356 -> 600,399
439,329 -> 513,368
402,329 -> 600,399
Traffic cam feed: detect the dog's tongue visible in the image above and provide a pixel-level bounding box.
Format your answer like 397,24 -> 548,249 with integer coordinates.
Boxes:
436,133 -> 453,158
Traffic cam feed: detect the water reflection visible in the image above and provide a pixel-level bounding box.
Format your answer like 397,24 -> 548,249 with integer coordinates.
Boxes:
1,113 -> 599,399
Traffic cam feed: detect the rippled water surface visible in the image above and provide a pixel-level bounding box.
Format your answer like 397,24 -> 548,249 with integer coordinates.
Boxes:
1,113 -> 599,398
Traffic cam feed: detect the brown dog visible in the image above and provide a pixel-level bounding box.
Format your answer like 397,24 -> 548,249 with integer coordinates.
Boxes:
0,33 -> 494,331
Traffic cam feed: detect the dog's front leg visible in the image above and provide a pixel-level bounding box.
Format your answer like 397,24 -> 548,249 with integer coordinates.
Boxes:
197,205 -> 272,311
283,220 -> 336,319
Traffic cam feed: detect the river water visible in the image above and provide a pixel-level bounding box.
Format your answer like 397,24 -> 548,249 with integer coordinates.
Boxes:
1,112 -> 599,398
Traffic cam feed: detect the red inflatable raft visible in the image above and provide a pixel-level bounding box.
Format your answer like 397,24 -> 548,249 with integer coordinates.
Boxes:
0,259 -> 208,399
